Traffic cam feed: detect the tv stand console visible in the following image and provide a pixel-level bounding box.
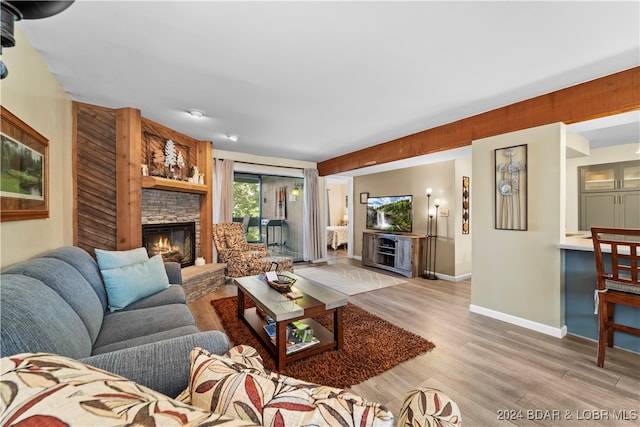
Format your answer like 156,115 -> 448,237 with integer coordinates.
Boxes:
362,231 -> 426,278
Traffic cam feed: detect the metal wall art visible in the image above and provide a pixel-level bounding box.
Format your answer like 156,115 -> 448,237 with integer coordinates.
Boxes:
462,176 -> 470,234
495,144 -> 527,231
143,131 -> 192,180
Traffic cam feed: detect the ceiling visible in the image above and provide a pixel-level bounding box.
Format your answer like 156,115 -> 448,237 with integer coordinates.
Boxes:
14,1 -> 640,165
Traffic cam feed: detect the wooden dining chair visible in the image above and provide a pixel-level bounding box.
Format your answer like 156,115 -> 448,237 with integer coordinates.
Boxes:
591,227 -> 640,368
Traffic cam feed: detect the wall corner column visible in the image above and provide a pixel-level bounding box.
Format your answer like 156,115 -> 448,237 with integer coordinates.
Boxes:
115,107 -> 142,249
199,140 -> 213,262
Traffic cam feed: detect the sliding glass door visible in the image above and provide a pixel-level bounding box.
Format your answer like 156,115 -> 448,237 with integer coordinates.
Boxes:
233,174 -> 261,242
233,173 -> 304,261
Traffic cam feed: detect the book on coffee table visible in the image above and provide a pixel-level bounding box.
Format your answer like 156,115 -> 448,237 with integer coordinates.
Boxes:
263,323 -> 319,355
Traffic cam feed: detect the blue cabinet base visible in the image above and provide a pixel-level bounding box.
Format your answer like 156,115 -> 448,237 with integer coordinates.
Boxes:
564,250 -> 640,353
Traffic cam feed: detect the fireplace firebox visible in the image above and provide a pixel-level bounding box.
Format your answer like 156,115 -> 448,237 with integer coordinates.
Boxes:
142,222 -> 196,267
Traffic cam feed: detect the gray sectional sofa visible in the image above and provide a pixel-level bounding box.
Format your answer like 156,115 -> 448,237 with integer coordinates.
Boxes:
0,246 -> 230,398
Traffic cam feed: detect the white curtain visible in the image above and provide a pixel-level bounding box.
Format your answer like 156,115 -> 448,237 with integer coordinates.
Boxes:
213,158 -> 234,224
303,168 -> 323,261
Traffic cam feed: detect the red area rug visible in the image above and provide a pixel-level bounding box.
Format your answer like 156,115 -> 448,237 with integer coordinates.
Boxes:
210,296 -> 435,389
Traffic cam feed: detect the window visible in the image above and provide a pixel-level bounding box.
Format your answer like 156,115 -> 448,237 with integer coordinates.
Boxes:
233,174 -> 261,242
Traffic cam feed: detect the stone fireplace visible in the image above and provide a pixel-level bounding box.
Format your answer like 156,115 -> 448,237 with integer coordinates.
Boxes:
141,188 -> 202,267
142,222 -> 196,267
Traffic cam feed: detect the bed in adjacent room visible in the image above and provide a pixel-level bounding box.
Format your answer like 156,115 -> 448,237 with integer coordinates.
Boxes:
327,225 -> 348,250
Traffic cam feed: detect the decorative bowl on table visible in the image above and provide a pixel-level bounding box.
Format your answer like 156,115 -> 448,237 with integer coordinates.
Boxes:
265,274 -> 297,292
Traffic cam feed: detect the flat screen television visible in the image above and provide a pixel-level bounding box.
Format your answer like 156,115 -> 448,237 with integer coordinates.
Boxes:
366,195 -> 412,233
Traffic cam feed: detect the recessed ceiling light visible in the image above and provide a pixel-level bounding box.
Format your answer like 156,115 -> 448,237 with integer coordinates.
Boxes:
187,109 -> 205,118
227,134 -> 239,142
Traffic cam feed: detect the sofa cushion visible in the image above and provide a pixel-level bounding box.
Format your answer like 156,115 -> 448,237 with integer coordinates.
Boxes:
2,258 -> 104,343
99,254 -> 171,312
82,331 -> 230,398
1,352 -> 258,427
92,304 -> 196,353
182,346 -> 394,427
95,246 -> 149,269
42,246 -> 109,311
92,325 -> 201,355
0,275 -> 92,359
122,284 -> 186,311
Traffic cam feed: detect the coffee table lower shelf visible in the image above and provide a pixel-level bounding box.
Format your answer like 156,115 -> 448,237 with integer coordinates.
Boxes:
241,307 -> 340,369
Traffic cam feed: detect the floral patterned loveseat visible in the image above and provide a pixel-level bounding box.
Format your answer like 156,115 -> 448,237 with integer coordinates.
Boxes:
1,346 -> 462,427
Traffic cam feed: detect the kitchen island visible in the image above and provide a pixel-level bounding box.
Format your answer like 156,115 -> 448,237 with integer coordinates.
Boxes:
560,234 -> 640,353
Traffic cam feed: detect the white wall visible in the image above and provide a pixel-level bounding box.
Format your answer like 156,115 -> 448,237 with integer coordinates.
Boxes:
353,161 -> 460,277
565,142 -> 640,232
1,27 -> 73,268
471,123 -> 566,335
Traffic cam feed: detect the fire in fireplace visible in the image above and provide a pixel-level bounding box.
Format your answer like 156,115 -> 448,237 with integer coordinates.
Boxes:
142,222 -> 196,267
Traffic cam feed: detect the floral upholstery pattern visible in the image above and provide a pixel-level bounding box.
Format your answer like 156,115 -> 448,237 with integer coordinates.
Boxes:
213,223 -> 293,277
1,350 -> 462,427
181,346 -> 395,426
0,352 -> 257,426
398,388 -> 462,427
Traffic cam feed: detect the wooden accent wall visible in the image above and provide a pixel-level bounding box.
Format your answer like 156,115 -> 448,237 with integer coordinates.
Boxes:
73,102 -> 213,261
73,102 -> 117,255
318,67 -> 640,176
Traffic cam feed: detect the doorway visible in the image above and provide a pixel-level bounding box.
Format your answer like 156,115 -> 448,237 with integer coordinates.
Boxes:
325,176 -> 353,260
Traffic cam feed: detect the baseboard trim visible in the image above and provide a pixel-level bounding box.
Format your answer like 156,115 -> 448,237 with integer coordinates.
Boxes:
469,304 -> 568,338
431,272 -> 471,282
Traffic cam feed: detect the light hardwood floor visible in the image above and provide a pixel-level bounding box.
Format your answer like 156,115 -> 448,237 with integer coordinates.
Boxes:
189,258 -> 640,427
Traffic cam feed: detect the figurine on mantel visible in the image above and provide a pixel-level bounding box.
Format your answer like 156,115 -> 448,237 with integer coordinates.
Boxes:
175,152 -> 185,180
190,166 -> 199,183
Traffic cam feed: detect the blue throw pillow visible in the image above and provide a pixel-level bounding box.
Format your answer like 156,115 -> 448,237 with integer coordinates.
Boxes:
95,247 -> 149,270
100,254 -> 170,312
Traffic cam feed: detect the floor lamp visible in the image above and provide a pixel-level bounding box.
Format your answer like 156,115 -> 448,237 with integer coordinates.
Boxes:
422,189 -> 440,280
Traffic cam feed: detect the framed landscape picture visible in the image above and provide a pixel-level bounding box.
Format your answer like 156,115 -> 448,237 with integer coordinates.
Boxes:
1,106 -> 49,222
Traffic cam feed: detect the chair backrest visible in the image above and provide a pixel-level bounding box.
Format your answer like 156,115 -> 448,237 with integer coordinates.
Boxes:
591,227 -> 640,294
212,223 -> 246,251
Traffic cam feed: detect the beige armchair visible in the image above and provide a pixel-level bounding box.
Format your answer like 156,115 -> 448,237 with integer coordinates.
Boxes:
213,223 -> 293,278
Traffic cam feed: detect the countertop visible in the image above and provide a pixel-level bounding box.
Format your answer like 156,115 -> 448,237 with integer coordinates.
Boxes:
558,232 -> 596,252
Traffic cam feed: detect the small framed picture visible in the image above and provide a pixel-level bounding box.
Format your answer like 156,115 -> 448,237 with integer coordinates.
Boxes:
360,192 -> 369,204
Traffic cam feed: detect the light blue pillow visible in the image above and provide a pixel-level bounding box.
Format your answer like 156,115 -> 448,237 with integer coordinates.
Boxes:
100,254 -> 170,312
95,247 -> 149,270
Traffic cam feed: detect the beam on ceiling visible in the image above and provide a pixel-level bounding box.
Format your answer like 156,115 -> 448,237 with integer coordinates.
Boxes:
317,67 -> 640,176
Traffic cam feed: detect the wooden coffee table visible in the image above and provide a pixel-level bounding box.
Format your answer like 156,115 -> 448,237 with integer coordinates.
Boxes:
234,272 -> 348,370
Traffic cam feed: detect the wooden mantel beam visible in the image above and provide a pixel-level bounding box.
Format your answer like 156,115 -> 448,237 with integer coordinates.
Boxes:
317,67 -> 640,176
